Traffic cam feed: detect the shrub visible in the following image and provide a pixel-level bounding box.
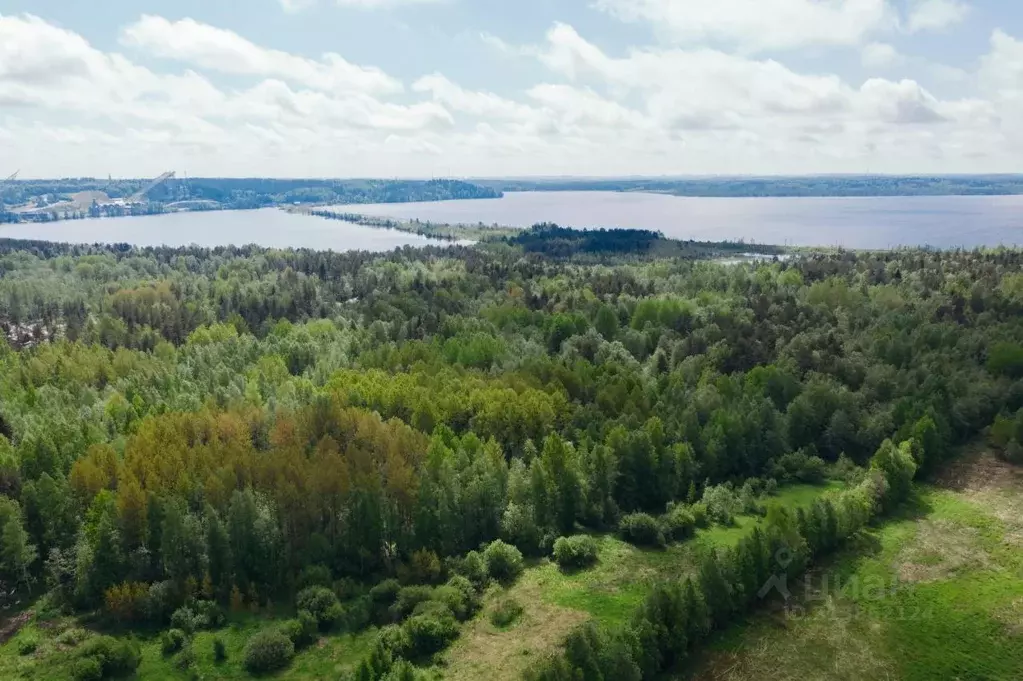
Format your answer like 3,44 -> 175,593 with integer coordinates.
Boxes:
443,575 -> 480,618
16,635 -> 38,655
170,606 -> 199,634
769,450 -> 827,484
243,629 -> 295,674
144,581 -> 177,624
212,636 -> 227,662
340,595 -> 373,631
429,584 -> 472,621
483,540 -> 524,583
619,512 -> 665,547
56,627 -> 90,647
701,483 -> 741,525
689,502 -> 709,528
390,585 -> 434,621
296,586 -> 343,630
71,657 -> 102,681
552,535 -> 599,569
459,550 -> 488,587
377,624 -> 412,659
278,611 -> 318,650
161,629 -> 187,656
402,612 -> 459,658
489,597 -> 524,628
175,642 -> 196,671
370,578 -> 402,605
660,506 -> 696,543
78,636 -> 141,678
192,599 -> 225,629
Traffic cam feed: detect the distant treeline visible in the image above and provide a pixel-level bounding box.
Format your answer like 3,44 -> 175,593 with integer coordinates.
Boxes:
1,179 -> 501,210
476,175 -> 1023,197
507,223 -> 786,259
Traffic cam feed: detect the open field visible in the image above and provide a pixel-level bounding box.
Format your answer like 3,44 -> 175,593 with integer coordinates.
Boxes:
442,482 -> 842,681
683,450 -> 1023,681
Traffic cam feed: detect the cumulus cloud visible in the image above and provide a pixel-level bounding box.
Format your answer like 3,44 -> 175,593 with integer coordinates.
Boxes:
592,0 -> 897,52
1,10 -> 1021,176
121,16 -> 402,94
907,0 -> 971,33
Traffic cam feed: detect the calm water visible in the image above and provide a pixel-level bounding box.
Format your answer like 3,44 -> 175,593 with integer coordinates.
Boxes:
0,208 -> 451,251
340,191 -> 1023,249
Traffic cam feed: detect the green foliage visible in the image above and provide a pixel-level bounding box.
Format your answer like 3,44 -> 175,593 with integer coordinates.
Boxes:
552,535 -> 599,570
489,597 -> 524,628
402,610 -> 459,658
160,628 -> 186,656
296,585 -> 343,630
618,513 -> 665,548
483,540 -> 524,584
242,628 -> 295,674
212,635 -> 227,662
76,635 -> 141,679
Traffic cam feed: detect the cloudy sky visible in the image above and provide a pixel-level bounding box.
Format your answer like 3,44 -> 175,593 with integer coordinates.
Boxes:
1,0 -> 1022,178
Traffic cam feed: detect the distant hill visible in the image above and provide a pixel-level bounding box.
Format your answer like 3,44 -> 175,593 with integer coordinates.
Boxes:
473,175 -> 1023,197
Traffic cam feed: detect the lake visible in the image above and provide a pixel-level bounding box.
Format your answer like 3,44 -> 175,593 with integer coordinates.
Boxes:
339,191 -> 1023,250
0,208 -> 453,251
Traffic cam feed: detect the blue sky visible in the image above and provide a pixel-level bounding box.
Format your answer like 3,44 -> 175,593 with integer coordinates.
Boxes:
2,0 -> 1023,177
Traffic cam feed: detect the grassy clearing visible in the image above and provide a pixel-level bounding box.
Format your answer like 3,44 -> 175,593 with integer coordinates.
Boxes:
442,482 -> 841,681
0,611 -> 378,681
685,453 -> 1023,681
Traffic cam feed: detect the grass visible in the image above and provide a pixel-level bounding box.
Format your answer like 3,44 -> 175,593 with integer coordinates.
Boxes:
0,611 -> 379,681
442,481 -> 842,681
685,453 -> 1023,681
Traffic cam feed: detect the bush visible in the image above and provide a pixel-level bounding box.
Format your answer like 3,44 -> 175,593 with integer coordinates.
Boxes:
483,540 -> 524,583
144,581 -> 176,624
296,586 -> 343,630
16,635 -> 38,655
660,506 -> 696,543
690,502 -> 709,528
701,483 -> 741,525
78,636 -> 141,678
769,450 -> 827,484
390,585 -> 434,621
552,535 -> 599,569
175,642 -> 196,671
243,629 -> 295,674
402,612 -> 459,658
489,597 -> 524,627
459,550 -> 488,587
377,623 -> 412,659
443,575 -> 480,618
56,628 -> 90,647
340,595 -> 373,631
71,657 -> 103,681
212,636 -> 227,662
370,578 -> 402,605
161,629 -> 187,656
429,584 -> 472,621
619,512 -> 665,547
192,599 -> 225,629
170,606 -> 199,634
279,611 -> 318,649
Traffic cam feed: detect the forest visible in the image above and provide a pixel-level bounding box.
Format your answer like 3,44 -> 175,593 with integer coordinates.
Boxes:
1,226 -> 1022,680
0,179 -> 501,217
478,174 -> 1023,197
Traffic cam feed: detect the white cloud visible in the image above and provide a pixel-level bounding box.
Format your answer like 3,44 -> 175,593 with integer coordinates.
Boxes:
279,0 -> 445,9
907,0 -> 970,33
592,0 -> 897,51
121,15 -> 402,94
862,42 -> 901,67
2,11 -> 1021,177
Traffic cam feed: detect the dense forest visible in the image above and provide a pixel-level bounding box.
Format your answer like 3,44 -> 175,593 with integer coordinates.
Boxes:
1,227 -> 1022,680
478,175 -> 1023,197
0,179 -> 501,216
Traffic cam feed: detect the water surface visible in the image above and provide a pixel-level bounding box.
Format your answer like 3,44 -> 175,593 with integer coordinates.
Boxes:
339,191 -> 1023,249
0,209 -> 449,251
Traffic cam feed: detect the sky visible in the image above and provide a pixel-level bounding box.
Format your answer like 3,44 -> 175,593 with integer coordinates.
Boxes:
2,0 -> 1023,178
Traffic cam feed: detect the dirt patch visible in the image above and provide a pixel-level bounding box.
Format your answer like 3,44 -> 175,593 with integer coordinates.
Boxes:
936,447 -> 1023,494
442,580 -> 589,681
896,518 -> 990,583
0,610 -> 32,645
